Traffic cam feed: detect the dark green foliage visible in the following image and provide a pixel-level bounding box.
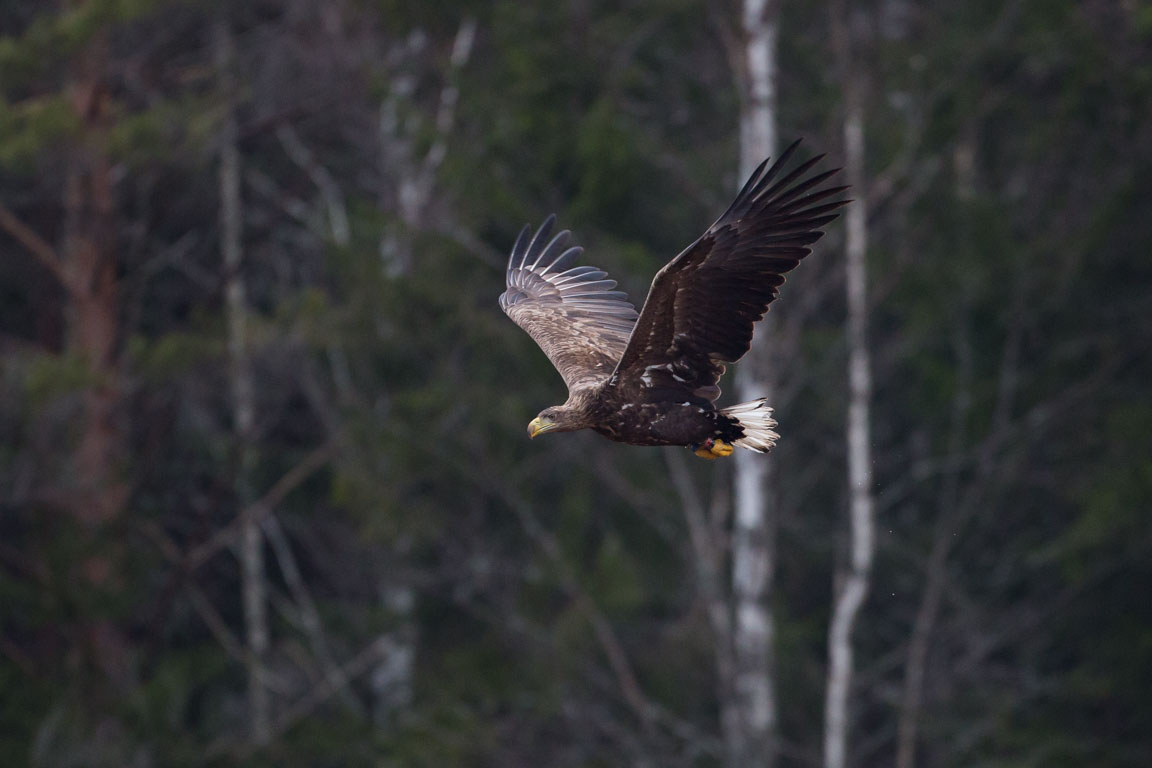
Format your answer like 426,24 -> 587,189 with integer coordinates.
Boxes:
0,0 -> 1150,766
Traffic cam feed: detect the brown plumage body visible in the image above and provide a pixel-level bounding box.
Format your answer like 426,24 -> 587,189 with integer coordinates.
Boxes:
541,387 -> 740,447
500,141 -> 848,456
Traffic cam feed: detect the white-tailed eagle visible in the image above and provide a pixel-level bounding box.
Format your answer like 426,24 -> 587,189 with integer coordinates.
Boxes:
500,141 -> 847,458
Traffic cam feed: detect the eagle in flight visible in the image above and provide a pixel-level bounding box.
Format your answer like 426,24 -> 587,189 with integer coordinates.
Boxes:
499,141 -> 847,459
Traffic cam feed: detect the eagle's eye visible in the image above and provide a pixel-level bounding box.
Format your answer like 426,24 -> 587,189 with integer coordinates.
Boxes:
528,411 -> 560,438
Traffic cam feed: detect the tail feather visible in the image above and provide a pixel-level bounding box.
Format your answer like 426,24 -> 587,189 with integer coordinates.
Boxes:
722,398 -> 779,453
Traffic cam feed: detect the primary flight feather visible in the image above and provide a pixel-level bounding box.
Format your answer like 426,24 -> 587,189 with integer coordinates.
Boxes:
500,141 -> 848,459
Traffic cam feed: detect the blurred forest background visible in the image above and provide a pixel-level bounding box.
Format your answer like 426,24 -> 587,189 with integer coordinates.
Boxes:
2,0 -> 1150,766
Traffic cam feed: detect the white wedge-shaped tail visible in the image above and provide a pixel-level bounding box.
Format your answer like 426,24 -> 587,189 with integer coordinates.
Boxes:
723,398 -> 779,453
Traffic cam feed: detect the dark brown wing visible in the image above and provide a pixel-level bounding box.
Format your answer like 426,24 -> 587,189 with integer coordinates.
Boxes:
609,140 -> 848,402
500,216 -> 639,393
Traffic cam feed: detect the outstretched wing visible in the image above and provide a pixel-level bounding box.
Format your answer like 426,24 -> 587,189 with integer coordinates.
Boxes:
500,216 -> 639,392
610,140 -> 848,403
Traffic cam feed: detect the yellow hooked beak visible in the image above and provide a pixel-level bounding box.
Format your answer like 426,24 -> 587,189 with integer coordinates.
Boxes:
527,417 -> 555,439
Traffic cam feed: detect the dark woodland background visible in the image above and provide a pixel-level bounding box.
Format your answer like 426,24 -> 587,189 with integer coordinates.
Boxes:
1,1 -> 1150,766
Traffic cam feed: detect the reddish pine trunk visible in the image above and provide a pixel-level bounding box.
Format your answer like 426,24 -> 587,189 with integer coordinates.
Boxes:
64,35 -> 126,527
62,33 -> 131,690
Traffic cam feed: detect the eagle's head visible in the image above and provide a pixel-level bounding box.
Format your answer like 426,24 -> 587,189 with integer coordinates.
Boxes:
527,405 -> 583,438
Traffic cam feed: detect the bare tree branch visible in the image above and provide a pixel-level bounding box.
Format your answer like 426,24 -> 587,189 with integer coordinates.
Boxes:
263,514 -> 361,712
275,124 -> 351,246
665,449 -> 740,757
141,521 -> 290,694
447,449 -> 660,731
0,202 -> 68,287
185,440 -> 338,571
206,635 -> 392,758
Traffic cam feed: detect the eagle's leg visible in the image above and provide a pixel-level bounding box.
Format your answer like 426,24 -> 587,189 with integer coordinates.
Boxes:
692,437 -> 734,459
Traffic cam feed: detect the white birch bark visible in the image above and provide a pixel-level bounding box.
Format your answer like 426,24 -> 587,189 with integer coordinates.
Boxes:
216,17 -> 269,746
730,1 -> 779,765
371,18 -> 474,726
822,95 -> 875,768
379,18 -> 476,274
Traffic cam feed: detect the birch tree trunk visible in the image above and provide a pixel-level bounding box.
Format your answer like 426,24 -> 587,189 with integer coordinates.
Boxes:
378,18 -> 475,275
730,1 -> 779,765
216,17 -> 269,746
824,9 -> 875,766
371,17 -> 474,725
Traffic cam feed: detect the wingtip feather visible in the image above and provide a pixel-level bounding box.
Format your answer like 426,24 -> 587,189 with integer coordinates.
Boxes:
510,224 -> 532,270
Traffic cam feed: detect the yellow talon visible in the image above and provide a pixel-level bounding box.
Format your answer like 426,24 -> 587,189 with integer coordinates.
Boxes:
694,439 -> 734,459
